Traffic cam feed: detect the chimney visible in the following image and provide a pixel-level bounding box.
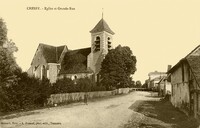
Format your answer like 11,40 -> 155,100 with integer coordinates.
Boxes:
167,65 -> 172,72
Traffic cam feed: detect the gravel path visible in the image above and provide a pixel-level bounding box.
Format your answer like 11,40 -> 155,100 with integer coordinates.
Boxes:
0,91 -> 155,128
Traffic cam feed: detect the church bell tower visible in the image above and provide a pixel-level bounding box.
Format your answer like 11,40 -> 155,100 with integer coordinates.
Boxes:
87,17 -> 115,78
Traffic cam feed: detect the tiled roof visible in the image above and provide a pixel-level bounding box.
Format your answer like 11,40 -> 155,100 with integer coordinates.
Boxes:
167,55 -> 200,86
60,47 -> 92,74
31,43 -> 67,65
186,56 -> 200,86
90,18 -> 115,35
168,45 -> 200,74
185,45 -> 200,58
41,44 -> 66,63
57,45 -> 66,60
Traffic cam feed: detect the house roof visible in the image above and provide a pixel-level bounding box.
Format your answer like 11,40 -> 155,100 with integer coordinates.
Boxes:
167,59 -> 184,74
90,18 -> 115,35
31,43 -> 67,65
148,71 -> 166,76
150,76 -> 164,82
158,76 -> 167,84
168,45 -> 200,74
185,45 -> 200,58
59,47 -> 93,74
167,55 -> 200,87
186,56 -> 200,86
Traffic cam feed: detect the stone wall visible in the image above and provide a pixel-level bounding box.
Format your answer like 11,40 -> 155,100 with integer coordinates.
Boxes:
47,88 -> 130,105
58,73 -> 93,80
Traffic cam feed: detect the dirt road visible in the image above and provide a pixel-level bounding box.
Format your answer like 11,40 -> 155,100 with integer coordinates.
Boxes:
0,91 -> 157,128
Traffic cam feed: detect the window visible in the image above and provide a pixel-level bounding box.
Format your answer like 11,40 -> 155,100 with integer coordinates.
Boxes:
47,70 -> 49,79
74,75 -> 77,79
41,65 -> 45,79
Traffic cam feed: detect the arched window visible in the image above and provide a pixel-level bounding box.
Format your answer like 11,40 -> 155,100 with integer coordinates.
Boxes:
74,75 -> 77,79
41,65 -> 46,79
107,37 -> 112,51
95,36 -> 100,51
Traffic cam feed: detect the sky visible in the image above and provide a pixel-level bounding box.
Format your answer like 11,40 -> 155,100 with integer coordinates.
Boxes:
1,0 -> 200,83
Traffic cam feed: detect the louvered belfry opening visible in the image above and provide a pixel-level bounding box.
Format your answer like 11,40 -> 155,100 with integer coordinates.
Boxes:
95,36 -> 100,51
107,37 -> 112,51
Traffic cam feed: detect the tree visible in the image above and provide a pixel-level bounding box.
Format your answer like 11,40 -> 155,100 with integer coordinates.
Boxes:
100,45 -> 137,89
0,18 -> 52,112
142,79 -> 149,88
129,80 -> 136,88
135,80 -> 142,88
51,77 -> 75,94
0,18 -> 21,87
0,18 -> 7,46
76,77 -> 95,92
0,18 -> 22,112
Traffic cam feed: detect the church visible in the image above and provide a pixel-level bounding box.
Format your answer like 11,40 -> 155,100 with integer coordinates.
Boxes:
27,17 -> 115,83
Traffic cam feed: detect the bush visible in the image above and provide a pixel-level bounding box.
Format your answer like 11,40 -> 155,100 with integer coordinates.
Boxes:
0,72 -> 52,112
51,77 -> 74,94
91,85 -> 107,91
52,77 -> 107,94
76,77 -> 95,92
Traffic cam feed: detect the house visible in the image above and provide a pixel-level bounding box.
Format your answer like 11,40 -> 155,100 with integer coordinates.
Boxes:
148,71 -> 167,91
27,17 -> 115,83
168,45 -> 200,118
157,76 -> 171,97
157,65 -> 172,97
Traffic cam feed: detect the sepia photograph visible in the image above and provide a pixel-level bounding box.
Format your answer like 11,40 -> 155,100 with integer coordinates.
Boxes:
1,0 -> 200,128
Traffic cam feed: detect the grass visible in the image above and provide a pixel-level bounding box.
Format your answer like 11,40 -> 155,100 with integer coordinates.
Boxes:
131,97 -> 200,128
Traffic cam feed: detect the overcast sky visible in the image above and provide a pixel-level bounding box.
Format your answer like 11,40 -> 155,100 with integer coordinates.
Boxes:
1,0 -> 200,83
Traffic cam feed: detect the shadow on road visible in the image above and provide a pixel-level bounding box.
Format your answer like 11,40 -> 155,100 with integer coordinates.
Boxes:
125,96 -> 199,128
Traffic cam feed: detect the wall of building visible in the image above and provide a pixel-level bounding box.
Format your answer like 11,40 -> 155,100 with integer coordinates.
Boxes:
165,80 -> 171,94
88,31 -> 113,74
171,64 -> 190,114
158,82 -> 165,96
28,46 -> 47,79
48,63 -> 59,83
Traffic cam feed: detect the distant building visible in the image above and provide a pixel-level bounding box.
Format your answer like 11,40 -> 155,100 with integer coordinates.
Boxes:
27,17 -> 115,83
168,45 -> 200,119
157,65 -> 172,97
157,76 -> 171,97
148,71 -> 167,90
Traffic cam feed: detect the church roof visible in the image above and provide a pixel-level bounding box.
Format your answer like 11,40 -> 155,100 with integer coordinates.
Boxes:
42,44 -> 66,63
31,43 -> 67,65
59,47 -> 93,74
90,18 -> 115,35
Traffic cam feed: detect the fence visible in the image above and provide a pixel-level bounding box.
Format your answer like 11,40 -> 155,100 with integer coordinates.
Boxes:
47,88 -> 131,105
